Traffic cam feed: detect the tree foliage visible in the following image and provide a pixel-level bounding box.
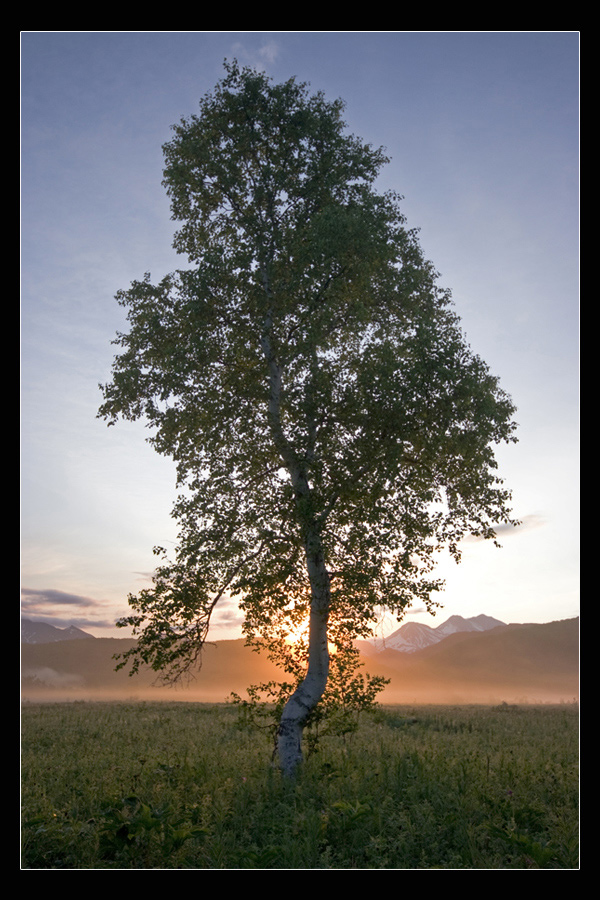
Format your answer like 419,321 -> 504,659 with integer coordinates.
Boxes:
99,61 -> 518,772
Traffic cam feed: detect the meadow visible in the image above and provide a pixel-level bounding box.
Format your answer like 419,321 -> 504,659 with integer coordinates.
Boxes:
21,700 -> 579,869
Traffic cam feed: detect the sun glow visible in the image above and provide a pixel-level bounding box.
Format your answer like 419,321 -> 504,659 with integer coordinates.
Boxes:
281,618 -> 339,657
282,617 -> 310,646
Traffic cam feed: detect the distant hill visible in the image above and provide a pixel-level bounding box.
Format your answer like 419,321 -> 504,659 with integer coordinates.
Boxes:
21,617 -> 579,705
21,637 -> 288,702
21,618 -> 96,644
361,617 -> 579,703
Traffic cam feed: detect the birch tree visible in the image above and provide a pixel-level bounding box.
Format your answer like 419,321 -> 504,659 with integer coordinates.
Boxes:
99,61 -> 518,778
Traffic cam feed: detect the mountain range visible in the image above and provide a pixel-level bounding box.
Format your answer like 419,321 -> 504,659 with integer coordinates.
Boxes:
21,613 -> 502,651
364,614 -> 507,654
21,618 -> 96,644
21,616 -> 579,705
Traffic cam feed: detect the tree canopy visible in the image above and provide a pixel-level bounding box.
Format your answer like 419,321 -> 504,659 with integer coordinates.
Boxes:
99,61 -> 518,776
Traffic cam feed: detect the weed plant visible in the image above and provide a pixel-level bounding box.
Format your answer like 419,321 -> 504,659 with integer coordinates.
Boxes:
21,700 -> 579,869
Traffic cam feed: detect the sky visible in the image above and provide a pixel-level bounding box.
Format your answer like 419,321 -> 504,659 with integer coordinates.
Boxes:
21,31 -> 579,641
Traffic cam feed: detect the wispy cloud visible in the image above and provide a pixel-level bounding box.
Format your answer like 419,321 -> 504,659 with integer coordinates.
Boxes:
20,587 -> 116,630
463,514 -> 547,543
229,39 -> 280,71
21,587 -> 100,609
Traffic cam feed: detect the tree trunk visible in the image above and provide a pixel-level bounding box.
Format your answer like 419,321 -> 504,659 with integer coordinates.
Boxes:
277,529 -> 331,779
277,607 -> 330,778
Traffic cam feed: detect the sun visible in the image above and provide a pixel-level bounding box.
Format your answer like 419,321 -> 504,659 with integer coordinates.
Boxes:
280,615 -> 338,656
282,616 -> 310,646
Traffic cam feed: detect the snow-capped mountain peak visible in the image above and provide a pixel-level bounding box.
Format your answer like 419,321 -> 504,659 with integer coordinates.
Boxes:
371,614 -> 506,653
21,619 -> 95,644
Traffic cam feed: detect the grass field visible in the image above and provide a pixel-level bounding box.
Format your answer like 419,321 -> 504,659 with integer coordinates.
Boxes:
21,700 -> 579,869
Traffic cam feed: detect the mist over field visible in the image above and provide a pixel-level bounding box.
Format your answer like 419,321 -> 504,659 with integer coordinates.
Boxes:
21,617 -> 578,706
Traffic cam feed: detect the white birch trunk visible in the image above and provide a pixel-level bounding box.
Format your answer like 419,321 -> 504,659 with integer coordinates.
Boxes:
277,604 -> 330,778
277,529 -> 331,778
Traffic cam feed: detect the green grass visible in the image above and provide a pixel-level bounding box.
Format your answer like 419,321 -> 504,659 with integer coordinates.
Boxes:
21,700 -> 579,869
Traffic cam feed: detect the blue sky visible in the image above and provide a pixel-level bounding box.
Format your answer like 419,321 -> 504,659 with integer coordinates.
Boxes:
21,32 -> 579,639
